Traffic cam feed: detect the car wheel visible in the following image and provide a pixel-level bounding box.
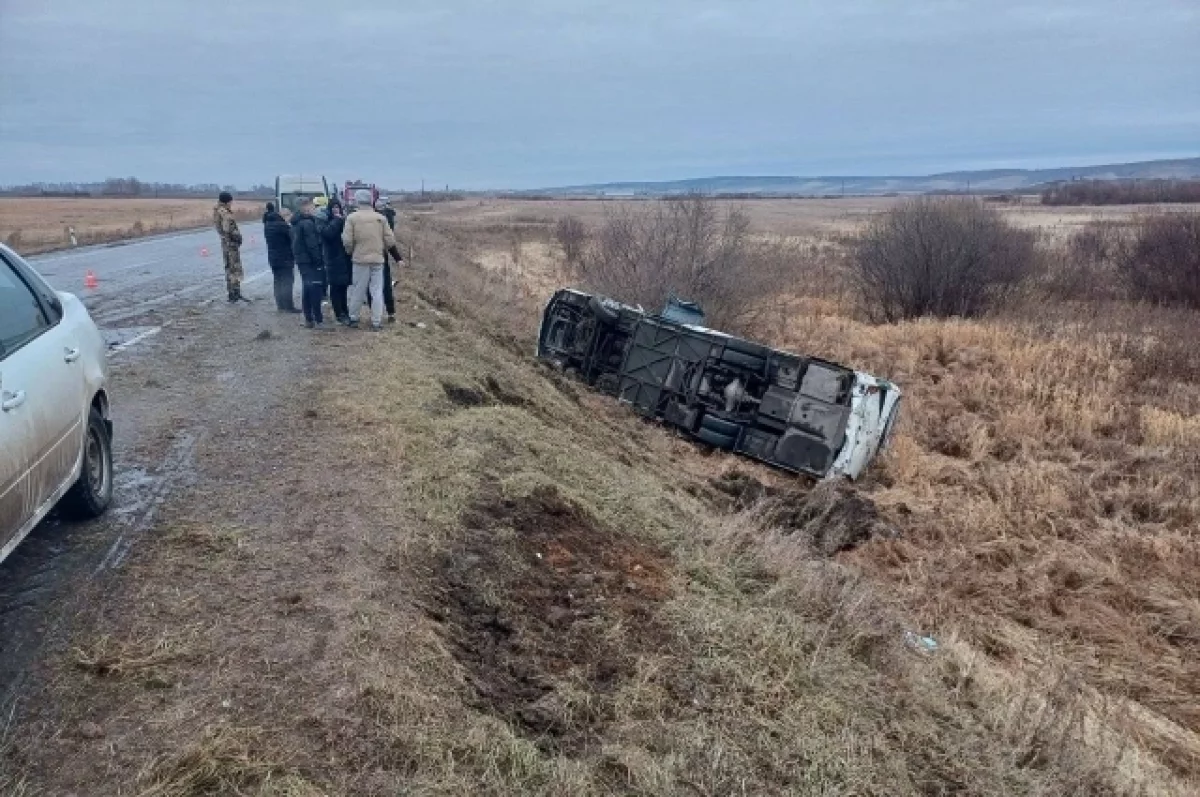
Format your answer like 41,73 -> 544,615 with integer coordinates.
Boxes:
700,414 -> 742,438
723,338 -> 772,358
60,408 -> 114,520
719,348 -> 766,372
696,426 -> 737,451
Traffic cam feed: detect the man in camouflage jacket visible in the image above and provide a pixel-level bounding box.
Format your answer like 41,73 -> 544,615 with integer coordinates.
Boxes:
213,191 -> 247,302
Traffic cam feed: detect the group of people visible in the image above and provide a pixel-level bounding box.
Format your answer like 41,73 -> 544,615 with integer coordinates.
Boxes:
213,189 -> 404,331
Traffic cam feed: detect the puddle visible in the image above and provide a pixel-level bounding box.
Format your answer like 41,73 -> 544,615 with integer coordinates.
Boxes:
110,468 -> 164,519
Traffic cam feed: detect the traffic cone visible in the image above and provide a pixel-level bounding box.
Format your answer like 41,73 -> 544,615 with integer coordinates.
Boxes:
200,246 -> 210,257
84,270 -> 98,290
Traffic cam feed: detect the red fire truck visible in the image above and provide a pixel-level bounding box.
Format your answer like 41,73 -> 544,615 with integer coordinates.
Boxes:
339,179 -> 379,207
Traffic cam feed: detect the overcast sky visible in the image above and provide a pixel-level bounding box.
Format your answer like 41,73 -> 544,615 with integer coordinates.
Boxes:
0,0 -> 1196,189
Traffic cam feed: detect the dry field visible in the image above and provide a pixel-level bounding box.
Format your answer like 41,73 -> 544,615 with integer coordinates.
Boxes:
426,198 -> 1200,792
4,198 -> 1198,795
0,197 -> 263,255
429,195 -> 1181,240
432,196 -> 901,238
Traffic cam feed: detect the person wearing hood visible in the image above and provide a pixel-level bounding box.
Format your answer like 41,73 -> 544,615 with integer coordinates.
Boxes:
321,202 -> 354,324
373,196 -> 398,323
262,202 -> 299,313
291,198 -> 327,328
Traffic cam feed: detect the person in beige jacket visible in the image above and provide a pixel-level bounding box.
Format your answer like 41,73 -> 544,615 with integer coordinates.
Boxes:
341,189 -> 398,329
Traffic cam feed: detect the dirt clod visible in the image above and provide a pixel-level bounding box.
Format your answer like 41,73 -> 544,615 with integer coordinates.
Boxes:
764,480 -> 897,555
709,470 -> 777,510
441,380 -> 488,407
483,375 -> 529,407
430,485 -> 672,754
78,722 -> 104,740
440,375 -> 530,409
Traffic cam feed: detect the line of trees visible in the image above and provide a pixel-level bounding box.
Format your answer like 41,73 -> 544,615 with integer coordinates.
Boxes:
0,178 -> 274,198
1041,179 -> 1200,206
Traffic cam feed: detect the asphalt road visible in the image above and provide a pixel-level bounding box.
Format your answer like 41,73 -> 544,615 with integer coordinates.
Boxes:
0,223 -> 289,710
32,222 -> 271,329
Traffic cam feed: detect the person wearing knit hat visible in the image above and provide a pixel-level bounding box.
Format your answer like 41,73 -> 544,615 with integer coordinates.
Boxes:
341,189 -> 398,330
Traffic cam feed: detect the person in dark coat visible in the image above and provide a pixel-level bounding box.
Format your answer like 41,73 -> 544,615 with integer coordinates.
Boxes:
262,202 -> 299,312
290,198 -> 327,328
374,197 -> 398,323
321,203 -> 354,324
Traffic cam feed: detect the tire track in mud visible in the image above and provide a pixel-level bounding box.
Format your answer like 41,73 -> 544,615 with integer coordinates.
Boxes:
0,431 -> 203,717
95,431 -> 199,574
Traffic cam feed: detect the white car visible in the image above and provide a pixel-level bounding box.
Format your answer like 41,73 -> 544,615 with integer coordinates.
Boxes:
0,244 -> 113,564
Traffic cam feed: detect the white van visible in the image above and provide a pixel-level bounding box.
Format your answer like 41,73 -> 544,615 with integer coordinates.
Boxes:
275,175 -> 331,216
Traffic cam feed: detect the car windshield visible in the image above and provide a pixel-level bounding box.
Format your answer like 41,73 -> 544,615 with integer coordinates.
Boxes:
278,192 -> 322,213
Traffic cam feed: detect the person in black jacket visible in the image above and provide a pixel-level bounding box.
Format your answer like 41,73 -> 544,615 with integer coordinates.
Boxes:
262,202 -> 299,312
373,197 -> 398,323
290,199 -> 327,328
321,203 -> 354,324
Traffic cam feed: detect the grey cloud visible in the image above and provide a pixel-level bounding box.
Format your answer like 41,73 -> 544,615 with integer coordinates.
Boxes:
0,0 -> 1195,189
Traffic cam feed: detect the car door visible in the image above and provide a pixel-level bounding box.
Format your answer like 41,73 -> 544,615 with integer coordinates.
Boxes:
0,253 -> 84,551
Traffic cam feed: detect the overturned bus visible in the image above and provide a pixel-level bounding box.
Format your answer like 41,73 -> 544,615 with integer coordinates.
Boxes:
536,289 -> 902,480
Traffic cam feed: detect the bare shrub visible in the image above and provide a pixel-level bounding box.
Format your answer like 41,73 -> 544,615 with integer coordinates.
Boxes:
1116,211 -> 1200,309
576,195 -> 792,331
851,197 -> 1039,322
1043,220 -> 1127,302
553,215 -> 588,266
5,229 -> 23,250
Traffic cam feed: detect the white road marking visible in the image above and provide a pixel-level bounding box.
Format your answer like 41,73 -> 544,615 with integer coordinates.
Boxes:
92,269 -> 271,327
101,268 -> 273,355
106,324 -> 167,357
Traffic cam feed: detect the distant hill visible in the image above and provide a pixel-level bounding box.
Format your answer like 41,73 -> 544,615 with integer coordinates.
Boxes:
524,157 -> 1200,197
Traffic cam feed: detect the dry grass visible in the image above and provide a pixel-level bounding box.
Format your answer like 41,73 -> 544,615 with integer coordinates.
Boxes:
431,195 -> 1166,239
411,200 -> 1200,793
0,197 -> 262,255
135,726 -> 311,797
72,627 -> 201,679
